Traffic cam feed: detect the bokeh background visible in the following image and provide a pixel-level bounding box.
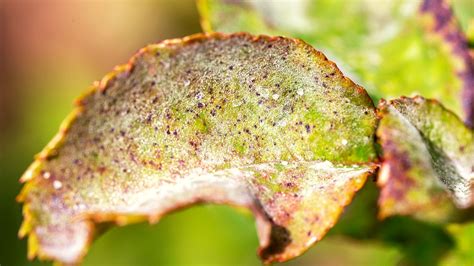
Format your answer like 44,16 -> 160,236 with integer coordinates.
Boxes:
0,1 -> 462,265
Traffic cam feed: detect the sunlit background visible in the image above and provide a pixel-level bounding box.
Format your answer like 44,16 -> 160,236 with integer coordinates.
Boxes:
0,1 -> 461,265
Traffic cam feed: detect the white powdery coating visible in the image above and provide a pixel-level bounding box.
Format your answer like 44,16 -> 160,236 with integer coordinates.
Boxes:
53,180 -> 63,190
36,222 -> 90,264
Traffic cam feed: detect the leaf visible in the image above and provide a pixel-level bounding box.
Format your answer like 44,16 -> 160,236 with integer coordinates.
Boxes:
198,0 -> 474,126
376,96 -> 474,221
421,0 -> 474,128
18,33 -> 378,264
441,223 -> 474,266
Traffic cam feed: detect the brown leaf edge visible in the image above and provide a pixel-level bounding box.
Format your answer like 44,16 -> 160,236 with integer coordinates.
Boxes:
420,0 -> 474,128
17,32 -> 377,265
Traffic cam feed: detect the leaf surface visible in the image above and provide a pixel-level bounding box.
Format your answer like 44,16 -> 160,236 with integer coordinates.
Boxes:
376,96 -> 474,221
198,0 -> 474,126
18,33 -> 378,264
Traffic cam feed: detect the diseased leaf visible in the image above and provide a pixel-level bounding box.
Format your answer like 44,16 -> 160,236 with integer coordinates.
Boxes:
376,96 -> 474,221
198,0 -> 474,126
18,33 -> 378,264
441,223 -> 474,266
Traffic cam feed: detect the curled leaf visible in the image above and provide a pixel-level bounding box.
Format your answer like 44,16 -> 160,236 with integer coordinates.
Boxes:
198,0 -> 474,126
377,96 -> 474,221
18,33 -> 378,264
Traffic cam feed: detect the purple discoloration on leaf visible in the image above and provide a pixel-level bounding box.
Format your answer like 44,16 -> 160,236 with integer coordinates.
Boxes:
421,0 -> 474,127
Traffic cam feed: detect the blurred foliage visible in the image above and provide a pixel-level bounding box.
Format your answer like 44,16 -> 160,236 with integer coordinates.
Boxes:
441,223 -> 474,265
1,0 -> 473,265
452,0 -> 474,33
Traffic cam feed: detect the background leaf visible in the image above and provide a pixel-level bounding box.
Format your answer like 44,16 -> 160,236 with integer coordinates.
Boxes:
376,96 -> 474,221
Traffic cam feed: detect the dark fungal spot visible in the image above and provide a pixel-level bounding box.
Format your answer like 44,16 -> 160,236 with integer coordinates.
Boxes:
197,102 -> 204,108
146,114 -> 152,123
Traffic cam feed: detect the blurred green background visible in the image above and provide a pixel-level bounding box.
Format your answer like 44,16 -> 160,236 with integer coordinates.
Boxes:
0,1 -> 467,265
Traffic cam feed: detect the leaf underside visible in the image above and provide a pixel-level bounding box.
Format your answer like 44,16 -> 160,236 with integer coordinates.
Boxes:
18,33 -> 378,264
377,96 -> 474,222
198,0 -> 474,127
